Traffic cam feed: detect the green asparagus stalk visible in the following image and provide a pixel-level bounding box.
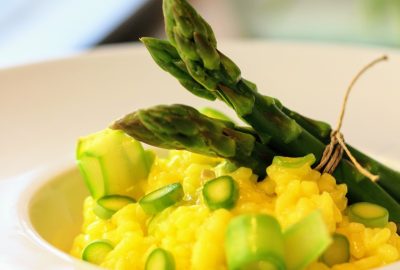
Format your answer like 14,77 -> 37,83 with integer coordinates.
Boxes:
345,146 -> 400,201
140,38 -> 217,101
111,104 -> 275,177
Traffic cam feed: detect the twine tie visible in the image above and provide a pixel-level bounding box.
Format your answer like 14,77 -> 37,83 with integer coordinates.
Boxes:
315,55 -> 388,182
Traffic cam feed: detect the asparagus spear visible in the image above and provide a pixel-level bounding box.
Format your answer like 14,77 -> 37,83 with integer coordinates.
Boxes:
140,38 -> 217,101
141,37 -> 400,202
111,104 -> 275,177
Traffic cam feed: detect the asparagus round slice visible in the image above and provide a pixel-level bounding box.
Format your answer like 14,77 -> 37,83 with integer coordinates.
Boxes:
139,183 -> 184,215
145,248 -> 175,270
348,202 -> 389,228
202,176 -> 239,210
82,240 -> 113,265
320,233 -> 350,267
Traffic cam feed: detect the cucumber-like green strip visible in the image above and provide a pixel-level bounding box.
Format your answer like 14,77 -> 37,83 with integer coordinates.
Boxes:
77,159 -> 93,197
225,214 -> 285,270
121,136 -> 151,181
145,248 -> 176,270
76,129 -> 153,200
348,202 -> 389,228
320,233 -> 350,267
202,176 -> 239,210
283,210 -> 332,270
121,142 -> 137,181
144,149 -> 156,171
82,239 -> 114,265
99,156 -> 109,196
139,183 -> 184,215
77,153 -> 104,199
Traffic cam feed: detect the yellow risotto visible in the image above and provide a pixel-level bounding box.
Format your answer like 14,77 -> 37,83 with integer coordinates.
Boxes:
71,150 -> 400,270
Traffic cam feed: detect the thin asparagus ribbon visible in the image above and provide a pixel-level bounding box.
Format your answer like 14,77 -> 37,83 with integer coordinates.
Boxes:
315,55 -> 388,182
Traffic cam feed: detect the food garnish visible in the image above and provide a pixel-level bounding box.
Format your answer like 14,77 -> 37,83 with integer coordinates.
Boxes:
320,234 -> 350,267
283,211 -> 332,270
145,248 -> 176,270
82,240 -> 114,265
139,183 -> 184,215
225,214 -> 285,270
93,195 -> 136,219
76,129 -> 153,199
348,202 -> 389,228
202,175 -> 239,210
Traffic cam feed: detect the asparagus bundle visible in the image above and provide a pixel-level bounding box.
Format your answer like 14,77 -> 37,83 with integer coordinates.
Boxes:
112,104 -> 275,177
123,0 -> 400,221
141,37 -> 400,204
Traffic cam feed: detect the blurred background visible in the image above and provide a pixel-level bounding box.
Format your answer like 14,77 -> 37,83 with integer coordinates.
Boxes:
1,0 -> 400,69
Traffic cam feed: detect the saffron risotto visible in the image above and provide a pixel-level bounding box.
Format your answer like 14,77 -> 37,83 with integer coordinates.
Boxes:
71,150 -> 400,270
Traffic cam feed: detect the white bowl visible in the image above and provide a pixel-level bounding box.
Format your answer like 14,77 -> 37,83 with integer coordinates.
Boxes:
14,164 -> 100,270
24,165 -> 87,256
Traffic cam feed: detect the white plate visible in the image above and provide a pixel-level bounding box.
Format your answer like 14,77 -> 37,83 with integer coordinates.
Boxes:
0,41 -> 399,269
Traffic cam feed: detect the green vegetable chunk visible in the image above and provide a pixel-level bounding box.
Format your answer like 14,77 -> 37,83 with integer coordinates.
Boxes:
284,210 -> 332,270
144,149 -> 156,170
76,128 -> 152,199
139,183 -> 184,215
93,195 -> 136,219
82,240 -> 113,265
225,214 -> 285,270
320,233 -> 350,267
203,176 -> 239,210
348,202 -> 389,228
145,248 -> 176,270
272,154 -> 316,168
